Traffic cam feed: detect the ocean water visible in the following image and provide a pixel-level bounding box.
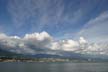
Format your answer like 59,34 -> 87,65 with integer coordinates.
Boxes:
0,62 -> 108,72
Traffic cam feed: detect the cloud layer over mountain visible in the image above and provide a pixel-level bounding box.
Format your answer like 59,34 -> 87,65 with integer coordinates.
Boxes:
0,31 -> 108,55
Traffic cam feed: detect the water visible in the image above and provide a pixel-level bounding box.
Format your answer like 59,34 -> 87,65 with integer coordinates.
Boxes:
0,62 -> 108,72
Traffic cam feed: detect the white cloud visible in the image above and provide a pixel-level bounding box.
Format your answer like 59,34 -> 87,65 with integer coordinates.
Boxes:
7,0 -> 64,31
51,39 -> 79,51
0,33 -> 7,39
24,31 -> 52,41
0,31 -> 52,54
79,37 -> 87,44
0,31 -> 108,55
7,0 -> 84,35
78,11 -> 108,42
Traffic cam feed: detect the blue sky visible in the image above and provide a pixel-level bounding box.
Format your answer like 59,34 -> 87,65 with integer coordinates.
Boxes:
0,0 -> 108,55
0,0 -> 108,41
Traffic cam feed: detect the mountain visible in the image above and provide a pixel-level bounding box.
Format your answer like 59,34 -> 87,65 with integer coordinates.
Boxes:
0,49 -> 18,57
0,48 -> 108,62
0,48 -> 30,59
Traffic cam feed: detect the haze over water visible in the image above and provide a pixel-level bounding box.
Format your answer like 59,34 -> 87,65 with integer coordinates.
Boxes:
0,62 -> 108,72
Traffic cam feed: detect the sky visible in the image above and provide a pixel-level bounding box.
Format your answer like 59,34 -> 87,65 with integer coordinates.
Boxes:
0,0 -> 108,56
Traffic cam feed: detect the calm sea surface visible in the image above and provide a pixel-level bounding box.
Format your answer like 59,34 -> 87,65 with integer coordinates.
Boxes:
0,62 -> 108,72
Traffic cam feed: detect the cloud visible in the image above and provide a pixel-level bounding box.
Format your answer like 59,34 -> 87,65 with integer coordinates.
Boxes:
7,0 -> 64,31
24,31 -> 52,42
7,0 -> 85,35
50,39 -> 79,51
0,31 -> 108,56
1,0 -> 106,56
0,31 -> 52,55
78,11 -> 108,42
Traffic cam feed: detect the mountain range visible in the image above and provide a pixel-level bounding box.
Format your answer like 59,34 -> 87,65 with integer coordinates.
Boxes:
0,48 -> 108,62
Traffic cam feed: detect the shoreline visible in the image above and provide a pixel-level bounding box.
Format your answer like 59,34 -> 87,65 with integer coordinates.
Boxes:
0,58 -> 107,63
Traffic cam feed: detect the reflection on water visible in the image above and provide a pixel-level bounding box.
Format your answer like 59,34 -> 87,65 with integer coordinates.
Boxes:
0,62 -> 108,72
